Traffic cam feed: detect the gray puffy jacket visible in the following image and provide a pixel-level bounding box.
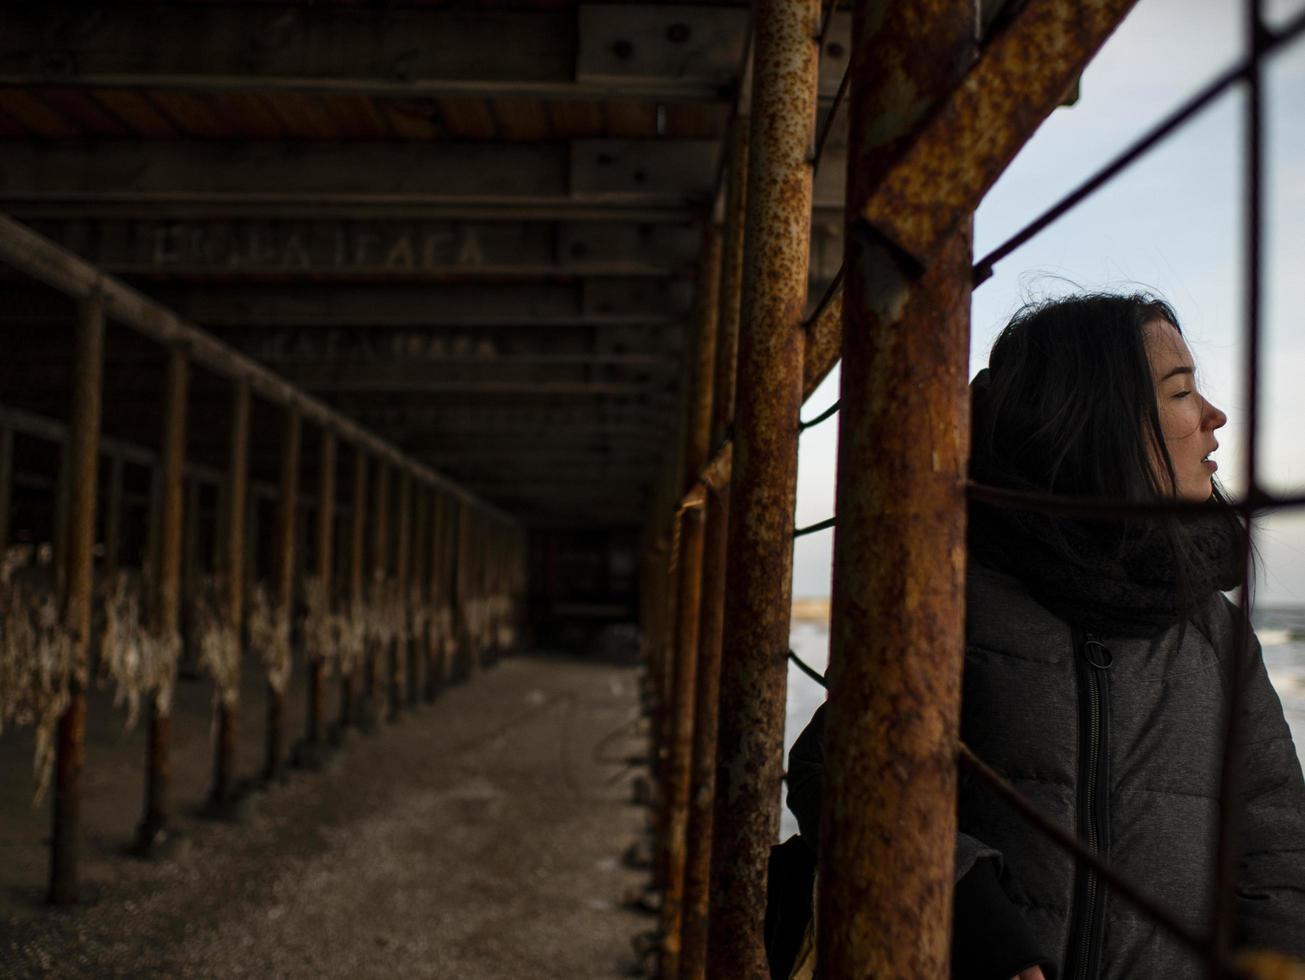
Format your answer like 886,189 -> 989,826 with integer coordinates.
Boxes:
789,562 -> 1305,978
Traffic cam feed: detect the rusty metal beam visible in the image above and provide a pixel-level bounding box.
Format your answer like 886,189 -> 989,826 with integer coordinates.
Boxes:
302,429 -> 336,758
135,349 -> 189,855
858,0 -> 1138,268
659,224 -> 722,975
425,489 -> 444,702
680,116 -> 749,980
410,487 -> 429,708
263,409 -> 301,781
705,0 -> 818,970
0,5 -> 745,103
816,0 -> 977,974
207,381 -> 249,814
389,471 -> 412,721
339,448 -> 369,733
363,463 -> 391,729
48,293 -> 103,906
0,214 -> 509,522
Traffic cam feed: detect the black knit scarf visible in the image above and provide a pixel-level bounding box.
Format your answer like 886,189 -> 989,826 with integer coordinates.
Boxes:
967,499 -> 1245,638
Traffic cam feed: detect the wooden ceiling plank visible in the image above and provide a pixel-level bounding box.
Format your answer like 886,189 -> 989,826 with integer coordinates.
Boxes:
263,92 -> 342,140
489,99 -> 552,142
33,88 -> 133,136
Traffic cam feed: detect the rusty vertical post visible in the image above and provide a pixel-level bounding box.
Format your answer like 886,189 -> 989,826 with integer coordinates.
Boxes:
680,119 -> 749,980
450,500 -> 468,683
103,455 -> 124,579
363,462 -> 390,727
426,490 -> 445,701
339,448 -> 368,733
0,425 -> 14,559
817,4 -> 975,976
135,348 -> 189,854
48,292 -> 104,906
389,470 -> 411,720
410,486 -> 429,707
180,476 -> 201,676
706,0 -> 818,969
302,429 -> 336,758
659,224 -> 723,976
263,409 -> 301,781
208,381 -> 249,813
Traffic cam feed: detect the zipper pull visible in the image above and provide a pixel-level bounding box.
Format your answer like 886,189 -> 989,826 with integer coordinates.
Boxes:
1081,633 -> 1113,670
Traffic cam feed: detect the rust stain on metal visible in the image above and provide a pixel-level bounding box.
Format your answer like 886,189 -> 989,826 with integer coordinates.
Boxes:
707,0 -> 819,971
861,0 -> 1140,264
49,293 -> 104,905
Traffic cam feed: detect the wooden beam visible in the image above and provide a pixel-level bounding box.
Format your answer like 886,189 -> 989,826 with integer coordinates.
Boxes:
0,139 -> 719,206
0,5 -> 745,103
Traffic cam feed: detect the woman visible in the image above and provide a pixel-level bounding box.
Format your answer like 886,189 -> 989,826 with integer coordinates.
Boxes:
785,293 -> 1305,979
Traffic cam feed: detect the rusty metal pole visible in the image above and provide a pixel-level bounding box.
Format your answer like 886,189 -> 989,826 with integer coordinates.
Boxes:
103,454 -> 124,579
451,500 -> 469,683
301,429 -> 336,762
680,120 -> 749,980
426,490 -> 444,701
208,381 -> 249,813
338,448 -> 368,734
817,4 -> 975,976
135,348 -> 189,855
263,409 -> 301,781
0,425 -> 12,559
48,292 -> 104,906
659,224 -> 723,976
408,486 -> 428,707
389,471 -> 411,721
363,462 -> 390,728
705,0 -> 818,970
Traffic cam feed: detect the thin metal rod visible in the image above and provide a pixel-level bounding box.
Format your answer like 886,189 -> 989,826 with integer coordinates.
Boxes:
971,5 -> 1305,285
1211,2 -> 1268,971
135,349 -> 189,855
49,293 -> 104,906
793,516 -> 836,538
799,400 -> 840,430
812,64 -> 850,175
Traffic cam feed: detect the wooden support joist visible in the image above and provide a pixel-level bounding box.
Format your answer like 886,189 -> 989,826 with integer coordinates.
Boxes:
0,140 -> 720,206
0,5 -> 746,103
0,213 -> 510,522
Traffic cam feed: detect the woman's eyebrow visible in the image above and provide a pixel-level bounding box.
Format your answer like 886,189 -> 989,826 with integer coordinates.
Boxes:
1160,365 -> 1195,382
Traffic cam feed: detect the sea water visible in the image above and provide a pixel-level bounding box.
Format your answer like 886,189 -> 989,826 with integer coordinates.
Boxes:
779,607 -> 1305,840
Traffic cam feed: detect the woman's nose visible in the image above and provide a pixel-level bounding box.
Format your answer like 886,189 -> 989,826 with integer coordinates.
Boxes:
1204,397 -> 1228,431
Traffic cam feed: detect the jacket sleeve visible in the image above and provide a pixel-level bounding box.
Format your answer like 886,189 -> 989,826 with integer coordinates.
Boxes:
1232,623 -> 1305,956
785,702 -> 1053,979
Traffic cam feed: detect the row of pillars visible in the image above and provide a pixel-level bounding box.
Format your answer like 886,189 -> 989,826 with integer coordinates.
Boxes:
643,0 -> 974,977
19,293 -> 525,905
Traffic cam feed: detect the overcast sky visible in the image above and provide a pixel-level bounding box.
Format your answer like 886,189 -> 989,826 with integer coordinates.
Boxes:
793,0 -> 1305,605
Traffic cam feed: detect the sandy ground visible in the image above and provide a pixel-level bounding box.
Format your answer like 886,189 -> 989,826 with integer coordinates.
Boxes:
0,648 -> 652,979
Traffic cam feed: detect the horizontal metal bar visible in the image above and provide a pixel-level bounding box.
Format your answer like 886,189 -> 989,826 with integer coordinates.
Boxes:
0,212 -> 513,525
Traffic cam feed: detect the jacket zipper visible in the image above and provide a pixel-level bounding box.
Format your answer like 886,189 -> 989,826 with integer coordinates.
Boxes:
1070,628 -> 1112,980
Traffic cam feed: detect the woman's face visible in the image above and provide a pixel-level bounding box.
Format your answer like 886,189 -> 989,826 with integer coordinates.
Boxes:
1143,319 -> 1227,501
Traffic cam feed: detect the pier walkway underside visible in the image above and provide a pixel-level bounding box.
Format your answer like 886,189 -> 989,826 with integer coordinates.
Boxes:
0,649 -> 647,979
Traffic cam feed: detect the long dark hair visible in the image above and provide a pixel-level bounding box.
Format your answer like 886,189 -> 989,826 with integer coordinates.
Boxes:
969,292 -> 1244,631
972,292 -> 1185,502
